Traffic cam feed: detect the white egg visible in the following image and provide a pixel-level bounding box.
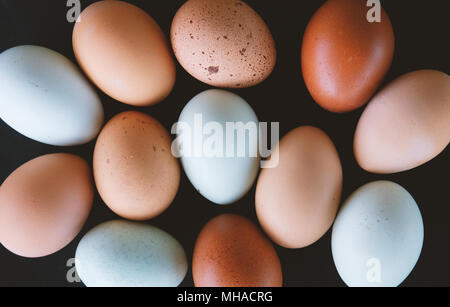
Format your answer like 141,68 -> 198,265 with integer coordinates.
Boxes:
75,220 -> 188,287
175,89 -> 259,205
332,181 -> 424,287
0,45 -> 104,146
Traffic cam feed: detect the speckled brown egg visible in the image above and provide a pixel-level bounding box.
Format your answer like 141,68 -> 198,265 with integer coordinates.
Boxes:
171,0 -> 276,88
0,154 -> 93,258
93,111 -> 180,221
193,214 -> 283,287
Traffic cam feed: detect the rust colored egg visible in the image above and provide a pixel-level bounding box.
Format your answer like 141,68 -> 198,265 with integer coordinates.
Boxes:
193,214 -> 283,287
302,0 -> 395,113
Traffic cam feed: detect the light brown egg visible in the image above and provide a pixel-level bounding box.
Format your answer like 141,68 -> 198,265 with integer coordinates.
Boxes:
354,70 -> 450,174
73,0 -> 176,106
0,154 -> 93,258
193,214 -> 282,287
256,126 -> 343,249
171,0 -> 276,88
93,111 -> 180,221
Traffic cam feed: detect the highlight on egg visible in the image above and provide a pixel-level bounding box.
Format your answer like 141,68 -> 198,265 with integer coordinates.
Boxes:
0,154 -> 93,258
73,0 -> 176,106
93,111 -> 180,221
301,0 -> 395,113
171,0 -> 276,88
354,70 -> 450,174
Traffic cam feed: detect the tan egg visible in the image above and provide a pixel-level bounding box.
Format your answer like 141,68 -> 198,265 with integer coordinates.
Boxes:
73,0 -> 176,106
256,126 -> 343,249
0,154 -> 93,258
354,70 -> 450,174
93,111 -> 180,221
171,0 -> 276,88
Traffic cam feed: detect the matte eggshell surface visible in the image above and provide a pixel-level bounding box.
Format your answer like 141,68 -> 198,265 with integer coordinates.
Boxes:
75,220 -> 188,287
0,45 -> 104,146
93,111 -> 180,221
0,154 -> 93,258
171,0 -> 276,88
302,0 -> 395,113
193,214 -> 282,287
73,0 -> 176,106
332,181 -> 424,287
177,89 -> 259,205
256,126 -> 343,249
354,70 -> 450,174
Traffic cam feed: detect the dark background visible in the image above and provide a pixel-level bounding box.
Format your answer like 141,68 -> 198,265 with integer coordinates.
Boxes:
0,0 -> 448,287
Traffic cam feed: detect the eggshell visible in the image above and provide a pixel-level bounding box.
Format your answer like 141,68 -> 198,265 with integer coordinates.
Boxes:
176,89 -> 259,205
256,126 -> 343,249
0,154 -> 93,258
93,111 -> 180,221
193,214 -> 282,287
75,220 -> 187,287
302,0 -> 395,113
0,45 -> 104,146
171,0 -> 276,88
73,0 -> 176,106
332,181 -> 424,287
354,70 -> 450,174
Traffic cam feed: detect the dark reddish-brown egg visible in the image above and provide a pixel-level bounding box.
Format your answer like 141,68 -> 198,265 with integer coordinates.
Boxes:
193,214 -> 282,287
301,0 -> 395,113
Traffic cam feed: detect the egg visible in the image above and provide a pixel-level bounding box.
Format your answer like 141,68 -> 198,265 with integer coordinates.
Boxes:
93,111 -> 180,221
73,0 -> 176,106
256,126 -> 342,249
171,0 -> 276,88
0,154 -> 93,258
355,70 -> 450,174
175,89 -> 259,205
75,220 -> 188,287
332,181 -> 424,287
193,214 -> 282,287
0,45 -> 104,146
302,0 -> 395,113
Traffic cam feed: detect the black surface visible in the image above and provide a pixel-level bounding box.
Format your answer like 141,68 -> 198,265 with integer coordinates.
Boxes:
0,0 -> 448,287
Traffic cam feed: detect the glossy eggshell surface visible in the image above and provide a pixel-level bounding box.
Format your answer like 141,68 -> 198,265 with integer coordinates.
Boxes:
332,181 -> 424,287
93,111 -> 180,221
171,0 -> 276,88
354,70 -> 450,174
302,0 -> 395,113
0,154 -> 93,258
193,214 -> 282,287
75,220 -> 188,287
256,126 -> 343,249
0,45 -> 104,146
73,0 -> 176,106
